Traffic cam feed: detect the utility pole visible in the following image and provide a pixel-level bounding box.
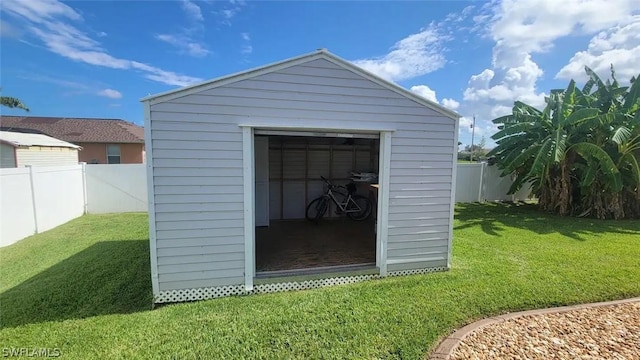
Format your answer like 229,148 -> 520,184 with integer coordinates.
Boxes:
470,115 -> 476,162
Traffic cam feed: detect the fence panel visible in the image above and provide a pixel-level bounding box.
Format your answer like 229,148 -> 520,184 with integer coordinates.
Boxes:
481,164 -> 531,202
455,164 -> 484,202
0,165 -> 84,247
85,164 -> 148,214
0,168 -> 36,247
31,165 -> 85,233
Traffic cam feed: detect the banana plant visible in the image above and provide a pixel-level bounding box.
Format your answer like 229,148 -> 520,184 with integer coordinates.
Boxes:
489,65 -> 639,219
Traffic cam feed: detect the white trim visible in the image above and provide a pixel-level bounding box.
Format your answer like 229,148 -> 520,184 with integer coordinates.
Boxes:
242,126 -> 255,291
240,120 -> 394,134
319,52 -> 460,120
254,129 -> 380,139
142,50 -> 326,104
378,131 -> 392,276
447,116 -> 460,269
144,102 -> 160,296
140,49 -> 460,120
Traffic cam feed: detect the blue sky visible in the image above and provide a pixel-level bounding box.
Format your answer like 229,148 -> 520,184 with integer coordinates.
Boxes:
1,0 -> 639,147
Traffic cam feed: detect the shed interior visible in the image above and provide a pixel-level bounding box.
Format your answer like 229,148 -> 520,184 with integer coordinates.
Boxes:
254,134 -> 380,276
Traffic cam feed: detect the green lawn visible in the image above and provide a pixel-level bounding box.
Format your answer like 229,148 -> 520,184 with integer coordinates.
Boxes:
1,204 -> 639,359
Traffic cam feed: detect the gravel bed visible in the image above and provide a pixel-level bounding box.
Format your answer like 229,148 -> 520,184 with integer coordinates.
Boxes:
451,302 -> 640,360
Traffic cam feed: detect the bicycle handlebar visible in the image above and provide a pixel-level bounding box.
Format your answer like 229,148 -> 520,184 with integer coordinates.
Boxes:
320,176 -> 336,189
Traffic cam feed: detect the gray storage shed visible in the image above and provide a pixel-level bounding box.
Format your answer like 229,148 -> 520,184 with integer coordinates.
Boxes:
142,49 -> 460,303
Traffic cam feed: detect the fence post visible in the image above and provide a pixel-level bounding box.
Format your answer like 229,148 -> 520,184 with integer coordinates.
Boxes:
477,162 -> 487,202
80,162 -> 88,214
26,165 -> 39,234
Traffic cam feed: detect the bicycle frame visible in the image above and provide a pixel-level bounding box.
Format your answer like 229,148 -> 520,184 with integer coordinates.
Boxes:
325,187 -> 362,213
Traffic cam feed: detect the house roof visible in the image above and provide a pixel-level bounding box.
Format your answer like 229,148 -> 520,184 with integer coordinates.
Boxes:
0,130 -> 81,149
0,116 -> 145,144
141,49 -> 461,121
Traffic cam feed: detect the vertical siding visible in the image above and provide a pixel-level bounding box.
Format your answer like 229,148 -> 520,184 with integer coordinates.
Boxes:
150,57 -> 455,291
15,147 -> 79,167
267,140 -> 375,220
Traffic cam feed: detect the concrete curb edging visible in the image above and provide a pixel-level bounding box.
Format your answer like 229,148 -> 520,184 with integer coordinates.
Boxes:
428,297 -> 640,360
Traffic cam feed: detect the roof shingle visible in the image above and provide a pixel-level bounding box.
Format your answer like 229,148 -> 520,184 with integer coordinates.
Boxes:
0,116 -> 144,144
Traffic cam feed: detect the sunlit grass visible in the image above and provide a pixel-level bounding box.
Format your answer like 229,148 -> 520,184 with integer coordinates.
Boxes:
1,204 -> 638,359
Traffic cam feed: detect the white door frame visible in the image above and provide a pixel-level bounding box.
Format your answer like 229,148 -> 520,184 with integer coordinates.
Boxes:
241,125 -> 393,289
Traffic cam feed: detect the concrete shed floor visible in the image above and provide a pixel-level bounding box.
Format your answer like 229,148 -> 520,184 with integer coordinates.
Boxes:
255,219 -> 376,272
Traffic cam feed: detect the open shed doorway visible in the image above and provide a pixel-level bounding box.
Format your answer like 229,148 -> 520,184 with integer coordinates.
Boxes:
254,131 -> 380,277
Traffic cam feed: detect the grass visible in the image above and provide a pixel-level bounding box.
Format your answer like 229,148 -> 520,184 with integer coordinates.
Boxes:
1,204 -> 639,359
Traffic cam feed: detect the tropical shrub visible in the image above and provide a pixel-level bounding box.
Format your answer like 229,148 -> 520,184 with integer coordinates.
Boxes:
488,66 -> 640,219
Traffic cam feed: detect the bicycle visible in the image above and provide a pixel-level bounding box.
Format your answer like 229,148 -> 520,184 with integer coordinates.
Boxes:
305,176 -> 372,222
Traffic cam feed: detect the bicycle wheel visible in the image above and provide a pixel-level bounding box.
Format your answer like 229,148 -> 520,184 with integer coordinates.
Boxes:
346,195 -> 372,221
306,197 -> 328,222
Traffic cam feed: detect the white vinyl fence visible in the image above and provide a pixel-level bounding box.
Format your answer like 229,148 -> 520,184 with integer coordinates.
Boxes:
1,163 -> 530,247
0,165 -> 85,247
455,163 -> 531,202
85,164 -> 147,214
0,164 -> 147,247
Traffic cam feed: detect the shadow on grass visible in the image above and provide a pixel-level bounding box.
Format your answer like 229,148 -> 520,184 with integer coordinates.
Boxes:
455,202 -> 640,240
0,240 -> 152,329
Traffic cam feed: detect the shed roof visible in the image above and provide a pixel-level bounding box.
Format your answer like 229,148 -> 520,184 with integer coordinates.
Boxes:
0,131 -> 81,149
0,116 -> 144,144
141,49 -> 460,120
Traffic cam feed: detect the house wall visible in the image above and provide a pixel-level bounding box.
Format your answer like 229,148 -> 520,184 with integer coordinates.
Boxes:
148,57 -> 456,292
78,143 -> 144,164
14,146 -> 78,167
0,143 -> 17,168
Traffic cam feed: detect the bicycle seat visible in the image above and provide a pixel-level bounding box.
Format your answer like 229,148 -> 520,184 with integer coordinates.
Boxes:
346,182 -> 357,195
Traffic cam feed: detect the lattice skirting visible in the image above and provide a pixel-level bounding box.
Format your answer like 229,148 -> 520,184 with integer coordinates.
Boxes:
154,266 -> 448,303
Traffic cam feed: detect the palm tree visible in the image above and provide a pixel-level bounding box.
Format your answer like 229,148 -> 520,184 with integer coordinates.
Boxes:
1,96 -> 30,112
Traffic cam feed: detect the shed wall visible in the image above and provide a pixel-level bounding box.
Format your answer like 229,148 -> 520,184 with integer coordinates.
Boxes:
0,143 -> 17,168
149,58 -> 456,291
15,147 -> 78,167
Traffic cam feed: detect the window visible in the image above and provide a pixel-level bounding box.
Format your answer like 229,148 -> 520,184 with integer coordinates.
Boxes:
107,144 -> 121,164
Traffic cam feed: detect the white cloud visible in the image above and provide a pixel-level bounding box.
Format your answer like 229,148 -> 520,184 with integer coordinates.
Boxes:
240,32 -> 252,55
216,0 -> 247,25
96,31 -> 107,37
490,0 -> 638,60
156,0 -> 210,58
456,0 -> 640,146
442,98 -> 460,110
130,61 -> 202,86
97,88 -> 122,99
180,0 -> 204,22
411,85 -> 461,111
20,72 -> 126,99
352,25 -> 448,82
156,34 -> 210,57
557,16 -> 640,82
410,85 -> 438,103
2,0 -> 201,86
